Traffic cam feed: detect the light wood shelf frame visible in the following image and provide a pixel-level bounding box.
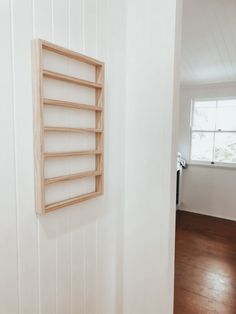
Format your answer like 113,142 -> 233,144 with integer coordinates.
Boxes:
44,127 -> 103,133
32,39 -> 104,214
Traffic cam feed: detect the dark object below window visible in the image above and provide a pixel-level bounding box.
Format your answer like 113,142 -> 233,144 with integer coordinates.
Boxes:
176,169 -> 180,205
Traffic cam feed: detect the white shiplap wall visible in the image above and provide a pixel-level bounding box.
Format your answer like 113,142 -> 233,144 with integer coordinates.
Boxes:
124,0 -> 181,313
0,0 -> 126,313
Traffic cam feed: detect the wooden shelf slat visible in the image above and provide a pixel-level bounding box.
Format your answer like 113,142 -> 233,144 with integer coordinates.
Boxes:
43,98 -> 103,111
45,191 -> 102,212
44,150 -> 102,158
42,40 -> 104,67
43,69 -> 102,89
45,170 -> 102,185
44,127 -> 103,133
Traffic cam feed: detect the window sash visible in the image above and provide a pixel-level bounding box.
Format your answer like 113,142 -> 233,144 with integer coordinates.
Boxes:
191,98 -> 236,132
190,99 -> 236,164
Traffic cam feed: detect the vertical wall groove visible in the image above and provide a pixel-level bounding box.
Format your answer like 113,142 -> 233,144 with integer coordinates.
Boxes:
95,222 -> 98,314
37,221 -> 41,314
67,0 -> 71,48
51,0 -> 54,42
31,2 -> 41,313
82,0 -> 85,53
83,229 -> 86,314
55,223 -> 58,314
95,0 -> 98,57
95,2 -> 98,313
67,2 -> 72,313
68,0 -> 73,306
9,0 -> 21,312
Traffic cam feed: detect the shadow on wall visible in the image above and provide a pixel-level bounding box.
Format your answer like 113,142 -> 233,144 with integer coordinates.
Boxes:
39,196 -> 108,238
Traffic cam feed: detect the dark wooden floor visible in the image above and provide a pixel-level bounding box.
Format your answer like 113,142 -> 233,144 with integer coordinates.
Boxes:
174,210 -> 236,314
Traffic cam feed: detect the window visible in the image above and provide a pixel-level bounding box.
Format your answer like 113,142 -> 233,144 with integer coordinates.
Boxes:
190,99 -> 236,165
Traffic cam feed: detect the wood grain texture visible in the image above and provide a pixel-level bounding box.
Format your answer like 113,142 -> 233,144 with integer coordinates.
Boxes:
174,210 -> 236,314
43,69 -> 103,89
95,65 -> 104,194
42,40 -> 104,66
44,98 -> 103,111
44,127 -> 103,133
44,150 -> 102,158
45,191 -> 102,212
45,170 -> 102,185
32,38 -> 45,214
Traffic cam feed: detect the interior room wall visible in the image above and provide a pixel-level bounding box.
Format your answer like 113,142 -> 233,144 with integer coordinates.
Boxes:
0,0 -> 126,313
179,82 -> 236,221
0,0 -> 180,313
124,0 -> 182,313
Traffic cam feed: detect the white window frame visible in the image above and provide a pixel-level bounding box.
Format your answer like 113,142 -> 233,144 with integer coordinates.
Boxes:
189,97 -> 236,169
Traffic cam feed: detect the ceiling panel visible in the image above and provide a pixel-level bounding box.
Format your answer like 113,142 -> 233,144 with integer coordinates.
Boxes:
181,0 -> 236,85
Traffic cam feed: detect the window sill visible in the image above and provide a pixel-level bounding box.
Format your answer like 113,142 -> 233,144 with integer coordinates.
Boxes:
189,162 -> 236,170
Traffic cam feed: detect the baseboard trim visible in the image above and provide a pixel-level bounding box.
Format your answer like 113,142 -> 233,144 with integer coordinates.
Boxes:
176,209 -> 236,222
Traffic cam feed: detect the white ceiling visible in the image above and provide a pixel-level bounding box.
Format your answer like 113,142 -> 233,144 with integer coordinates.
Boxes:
181,0 -> 236,85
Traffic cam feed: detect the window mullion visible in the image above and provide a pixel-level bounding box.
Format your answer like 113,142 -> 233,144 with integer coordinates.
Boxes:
212,101 -> 218,163
212,132 -> 216,163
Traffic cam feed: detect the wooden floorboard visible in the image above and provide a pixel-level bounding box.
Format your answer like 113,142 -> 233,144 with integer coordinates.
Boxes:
174,210 -> 236,314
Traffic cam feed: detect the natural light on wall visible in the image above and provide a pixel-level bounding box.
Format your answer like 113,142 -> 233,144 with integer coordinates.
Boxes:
190,99 -> 236,164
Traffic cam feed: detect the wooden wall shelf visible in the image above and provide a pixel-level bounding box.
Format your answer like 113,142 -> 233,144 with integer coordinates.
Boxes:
43,98 -> 103,111
32,39 -> 104,214
44,150 -> 102,158
43,69 -> 103,89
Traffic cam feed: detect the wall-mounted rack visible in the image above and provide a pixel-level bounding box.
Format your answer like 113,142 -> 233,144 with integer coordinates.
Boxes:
32,39 -> 104,214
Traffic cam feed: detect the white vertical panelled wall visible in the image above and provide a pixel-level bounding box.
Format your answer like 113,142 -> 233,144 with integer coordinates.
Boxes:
124,0 -> 181,313
0,0 -> 126,313
0,0 -> 181,313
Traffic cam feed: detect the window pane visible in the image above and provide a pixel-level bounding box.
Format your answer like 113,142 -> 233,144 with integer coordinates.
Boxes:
192,101 -> 216,131
214,133 -> 236,163
191,132 -> 214,161
216,99 -> 236,131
